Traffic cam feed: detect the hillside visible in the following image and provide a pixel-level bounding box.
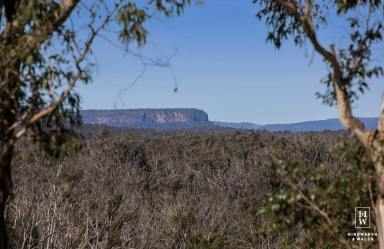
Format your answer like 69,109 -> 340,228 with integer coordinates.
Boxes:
213,118 -> 378,131
11,129 -> 357,248
259,117 -> 378,132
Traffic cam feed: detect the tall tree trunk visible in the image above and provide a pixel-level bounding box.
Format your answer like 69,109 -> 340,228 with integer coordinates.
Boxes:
0,144 -> 13,249
373,159 -> 384,249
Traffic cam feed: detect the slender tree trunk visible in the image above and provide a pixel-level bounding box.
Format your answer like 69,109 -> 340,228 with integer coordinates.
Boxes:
373,159 -> 384,249
0,144 -> 13,249
375,197 -> 384,249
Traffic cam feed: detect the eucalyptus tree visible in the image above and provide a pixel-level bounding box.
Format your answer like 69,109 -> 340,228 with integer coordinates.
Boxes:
253,0 -> 384,247
0,0 -> 191,247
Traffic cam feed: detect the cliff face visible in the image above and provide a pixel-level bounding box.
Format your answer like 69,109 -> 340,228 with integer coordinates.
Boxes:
81,109 -> 211,129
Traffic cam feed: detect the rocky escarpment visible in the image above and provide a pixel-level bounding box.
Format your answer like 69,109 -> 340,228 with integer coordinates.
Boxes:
81,109 -> 211,129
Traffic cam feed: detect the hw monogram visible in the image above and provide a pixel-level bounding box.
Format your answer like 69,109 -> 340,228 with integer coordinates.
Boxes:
355,207 -> 370,228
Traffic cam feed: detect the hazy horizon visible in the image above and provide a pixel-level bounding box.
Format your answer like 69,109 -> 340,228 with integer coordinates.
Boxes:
77,0 -> 383,124
80,108 -> 378,126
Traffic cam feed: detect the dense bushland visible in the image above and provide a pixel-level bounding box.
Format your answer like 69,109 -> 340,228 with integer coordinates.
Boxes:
6,128 -> 372,248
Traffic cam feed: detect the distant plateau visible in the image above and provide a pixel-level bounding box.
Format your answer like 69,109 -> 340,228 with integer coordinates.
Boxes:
80,108 -> 378,132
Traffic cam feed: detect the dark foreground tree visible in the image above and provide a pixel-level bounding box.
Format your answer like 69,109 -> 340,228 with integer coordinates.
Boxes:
0,0 -> 192,247
253,0 -> 384,247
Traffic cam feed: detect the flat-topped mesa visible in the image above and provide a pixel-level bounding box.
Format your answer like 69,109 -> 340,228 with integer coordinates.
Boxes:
81,108 -> 211,129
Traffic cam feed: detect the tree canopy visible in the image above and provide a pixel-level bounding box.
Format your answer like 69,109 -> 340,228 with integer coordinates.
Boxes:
0,0 -> 193,153
253,0 -> 384,246
0,0 -> 195,247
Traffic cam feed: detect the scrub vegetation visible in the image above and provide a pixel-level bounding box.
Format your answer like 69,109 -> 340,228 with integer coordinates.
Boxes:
7,127 -> 374,249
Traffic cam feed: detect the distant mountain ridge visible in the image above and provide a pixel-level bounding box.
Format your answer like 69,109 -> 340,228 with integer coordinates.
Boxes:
81,109 -> 378,132
81,109 -> 211,129
258,117 -> 378,132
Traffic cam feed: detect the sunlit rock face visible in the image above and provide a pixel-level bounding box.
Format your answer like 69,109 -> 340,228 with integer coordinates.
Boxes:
81,108 -> 211,129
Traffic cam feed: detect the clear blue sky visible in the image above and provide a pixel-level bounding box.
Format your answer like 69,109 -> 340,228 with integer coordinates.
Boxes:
77,0 -> 382,124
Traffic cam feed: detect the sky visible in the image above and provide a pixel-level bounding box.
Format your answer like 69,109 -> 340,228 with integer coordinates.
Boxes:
77,0 -> 383,124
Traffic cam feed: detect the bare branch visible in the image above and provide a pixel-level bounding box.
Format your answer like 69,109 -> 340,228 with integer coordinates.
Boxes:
96,33 -> 179,108
285,178 -> 352,249
8,2 -> 120,142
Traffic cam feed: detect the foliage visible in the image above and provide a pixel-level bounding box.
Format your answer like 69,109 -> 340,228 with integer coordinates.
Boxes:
7,128 -> 357,248
262,138 -> 376,248
252,1 -> 384,247
253,0 -> 383,105
0,0 -> 195,156
0,2 -> 193,244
